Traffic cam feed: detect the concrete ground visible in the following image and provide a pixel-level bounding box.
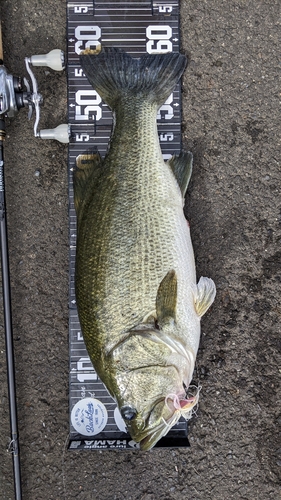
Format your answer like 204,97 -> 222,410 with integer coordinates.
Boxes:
0,0 -> 280,498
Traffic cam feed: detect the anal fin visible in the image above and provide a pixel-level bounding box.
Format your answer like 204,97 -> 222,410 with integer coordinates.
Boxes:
193,276 -> 216,317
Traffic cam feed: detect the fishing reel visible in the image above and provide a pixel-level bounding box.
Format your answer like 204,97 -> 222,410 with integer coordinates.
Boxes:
0,48 -> 70,143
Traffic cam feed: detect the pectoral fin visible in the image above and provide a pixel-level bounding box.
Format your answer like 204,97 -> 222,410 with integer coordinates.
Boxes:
73,152 -> 103,217
167,151 -> 193,197
156,270 -> 177,325
193,277 -> 216,317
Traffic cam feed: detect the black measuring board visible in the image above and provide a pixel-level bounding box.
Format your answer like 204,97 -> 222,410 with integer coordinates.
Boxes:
67,0 -> 189,450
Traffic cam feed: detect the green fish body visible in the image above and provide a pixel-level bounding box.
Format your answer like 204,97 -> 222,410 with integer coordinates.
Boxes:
74,49 -> 216,450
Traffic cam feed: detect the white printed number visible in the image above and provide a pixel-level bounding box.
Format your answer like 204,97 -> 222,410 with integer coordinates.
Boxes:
74,6 -> 88,13
74,68 -> 83,77
75,90 -> 102,121
75,134 -> 89,142
160,132 -> 174,141
146,25 -> 172,54
157,93 -> 174,121
76,357 -> 97,382
159,5 -> 172,13
75,25 -> 101,55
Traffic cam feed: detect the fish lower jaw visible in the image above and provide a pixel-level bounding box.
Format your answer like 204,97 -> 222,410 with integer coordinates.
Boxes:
136,418 -> 177,451
137,404 -> 191,451
130,387 -> 200,451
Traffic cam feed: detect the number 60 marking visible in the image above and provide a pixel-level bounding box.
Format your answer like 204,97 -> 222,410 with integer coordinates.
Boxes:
146,25 -> 173,54
75,25 -> 101,55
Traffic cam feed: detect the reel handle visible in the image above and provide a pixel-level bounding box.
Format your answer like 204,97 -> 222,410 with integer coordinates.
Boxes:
39,124 -> 70,143
24,51 -> 70,142
30,49 -> 65,72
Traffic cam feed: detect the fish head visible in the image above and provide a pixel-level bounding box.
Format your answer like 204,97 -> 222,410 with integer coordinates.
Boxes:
104,270 -> 203,450
116,365 -> 199,451
110,327 -> 199,451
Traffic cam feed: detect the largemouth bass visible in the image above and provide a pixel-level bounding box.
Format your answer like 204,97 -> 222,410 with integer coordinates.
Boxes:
74,48 -> 216,450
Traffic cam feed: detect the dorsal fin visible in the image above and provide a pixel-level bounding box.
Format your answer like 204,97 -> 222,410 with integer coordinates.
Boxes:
156,270 -> 177,326
167,151 -> 193,197
73,152 -> 103,218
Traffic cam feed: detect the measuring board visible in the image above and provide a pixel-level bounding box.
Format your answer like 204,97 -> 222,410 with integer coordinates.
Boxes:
67,0 -> 189,450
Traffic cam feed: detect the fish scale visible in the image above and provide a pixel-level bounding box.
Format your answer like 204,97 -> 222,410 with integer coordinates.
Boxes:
76,101 -> 188,351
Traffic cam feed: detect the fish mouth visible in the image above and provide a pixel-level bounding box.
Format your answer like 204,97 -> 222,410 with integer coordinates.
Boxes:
132,400 -> 178,451
134,390 -> 200,451
139,415 -> 177,451
139,421 -> 173,451
125,396 -> 173,451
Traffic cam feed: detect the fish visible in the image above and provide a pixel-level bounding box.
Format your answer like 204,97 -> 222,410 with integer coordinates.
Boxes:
74,48 -> 216,451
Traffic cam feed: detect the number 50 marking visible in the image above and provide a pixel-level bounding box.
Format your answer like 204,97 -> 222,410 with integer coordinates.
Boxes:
75,90 -> 102,121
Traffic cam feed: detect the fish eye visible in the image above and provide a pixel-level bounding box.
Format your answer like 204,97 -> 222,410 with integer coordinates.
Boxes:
120,405 -> 137,421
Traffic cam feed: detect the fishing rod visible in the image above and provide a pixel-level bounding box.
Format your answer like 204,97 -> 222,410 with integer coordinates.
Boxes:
0,19 -> 69,500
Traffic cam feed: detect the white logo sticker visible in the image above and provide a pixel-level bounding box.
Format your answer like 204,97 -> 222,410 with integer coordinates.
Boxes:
71,398 -> 108,436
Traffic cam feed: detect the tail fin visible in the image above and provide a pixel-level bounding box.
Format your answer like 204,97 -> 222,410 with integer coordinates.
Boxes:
80,48 -> 187,110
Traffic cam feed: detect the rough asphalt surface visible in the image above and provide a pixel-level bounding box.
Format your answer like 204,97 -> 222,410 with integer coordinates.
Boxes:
0,0 -> 280,499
